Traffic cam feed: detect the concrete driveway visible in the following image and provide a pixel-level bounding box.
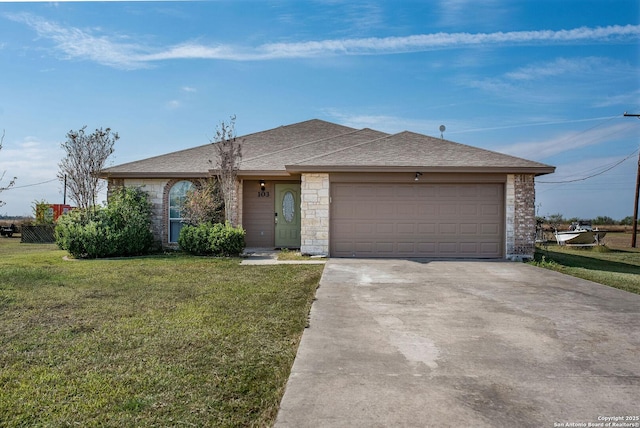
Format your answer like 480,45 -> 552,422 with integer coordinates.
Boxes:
274,259 -> 640,428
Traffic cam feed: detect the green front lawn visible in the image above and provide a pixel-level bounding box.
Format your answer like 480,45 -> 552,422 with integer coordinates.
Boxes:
0,239 -> 323,427
532,244 -> 640,295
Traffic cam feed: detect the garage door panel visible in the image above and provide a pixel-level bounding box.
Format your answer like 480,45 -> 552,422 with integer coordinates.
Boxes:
459,186 -> 478,197
376,242 -> 394,253
376,186 -> 396,198
331,183 -> 503,258
396,186 -> 416,198
355,242 -> 375,254
439,223 -> 457,234
418,223 -> 436,234
481,242 -> 500,253
438,186 -> 458,197
417,186 -> 438,197
397,204 -> 417,216
334,204 -> 354,217
460,242 -> 479,253
479,185 -> 501,197
333,222 -> 354,235
460,204 -> 478,216
376,204 -> 394,217
438,242 -> 458,254
481,223 -> 500,235
418,204 -> 437,216
397,242 -> 416,253
460,224 -> 478,234
397,223 -> 416,234
417,242 -> 437,254
355,223 -> 374,234
439,204 -> 457,215
355,203 -> 377,218
334,241 -> 354,254
481,204 -> 500,215
376,223 -> 394,234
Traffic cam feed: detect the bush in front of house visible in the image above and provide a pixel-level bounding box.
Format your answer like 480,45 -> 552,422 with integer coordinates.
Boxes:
178,222 -> 246,256
55,187 -> 155,258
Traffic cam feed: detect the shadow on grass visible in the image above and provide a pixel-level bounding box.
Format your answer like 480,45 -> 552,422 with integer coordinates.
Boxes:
534,247 -> 640,276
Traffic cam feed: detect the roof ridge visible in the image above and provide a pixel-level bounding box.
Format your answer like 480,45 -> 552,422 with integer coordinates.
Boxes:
291,129 -> 393,165
398,130 -> 553,167
102,119 -> 354,173
242,127 -> 381,164
238,118 -> 345,141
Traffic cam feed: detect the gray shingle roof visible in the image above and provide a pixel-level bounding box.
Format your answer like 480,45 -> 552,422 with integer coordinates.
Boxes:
100,119 -> 554,178
288,131 -> 553,172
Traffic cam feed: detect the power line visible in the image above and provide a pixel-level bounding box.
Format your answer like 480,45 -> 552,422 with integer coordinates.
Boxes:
536,147 -> 639,184
449,114 -> 620,134
1,178 -> 58,191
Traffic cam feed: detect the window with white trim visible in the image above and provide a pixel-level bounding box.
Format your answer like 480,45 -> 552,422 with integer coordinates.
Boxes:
168,180 -> 193,243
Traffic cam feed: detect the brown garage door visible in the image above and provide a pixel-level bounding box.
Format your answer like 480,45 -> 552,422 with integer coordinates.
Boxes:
330,183 -> 504,258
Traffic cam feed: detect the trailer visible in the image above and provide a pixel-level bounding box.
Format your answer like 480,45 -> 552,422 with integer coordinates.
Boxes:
0,224 -> 18,237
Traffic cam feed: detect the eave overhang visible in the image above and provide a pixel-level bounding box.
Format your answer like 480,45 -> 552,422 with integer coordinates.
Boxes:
98,171 -> 209,179
284,164 -> 556,176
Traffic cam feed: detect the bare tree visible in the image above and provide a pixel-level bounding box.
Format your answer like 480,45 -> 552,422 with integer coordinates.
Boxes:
58,126 -> 119,211
210,116 -> 242,225
182,178 -> 225,225
0,130 -> 17,208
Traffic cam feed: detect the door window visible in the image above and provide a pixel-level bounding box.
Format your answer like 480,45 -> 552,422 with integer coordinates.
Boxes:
282,191 -> 295,223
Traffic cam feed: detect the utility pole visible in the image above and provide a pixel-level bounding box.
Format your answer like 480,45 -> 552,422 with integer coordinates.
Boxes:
623,112 -> 640,247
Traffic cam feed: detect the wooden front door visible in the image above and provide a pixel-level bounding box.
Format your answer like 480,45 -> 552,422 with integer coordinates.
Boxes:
275,183 -> 301,248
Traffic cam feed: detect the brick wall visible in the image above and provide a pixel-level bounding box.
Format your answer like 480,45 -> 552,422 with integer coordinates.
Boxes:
300,173 -> 330,255
108,178 -> 193,248
108,177 -> 242,248
506,174 -> 536,260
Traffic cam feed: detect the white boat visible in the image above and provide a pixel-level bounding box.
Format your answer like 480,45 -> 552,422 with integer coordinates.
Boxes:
554,221 -> 607,246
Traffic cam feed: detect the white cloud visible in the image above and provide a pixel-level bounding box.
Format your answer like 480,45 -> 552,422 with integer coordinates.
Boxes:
0,137 -> 63,215
462,56 -> 637,105
323,110 -> 459,136
5,12 -> 151,69
6,12 -> 640,69
592,89 -> 640,108
504,57 -> 608,81
496,122 -> 637,160
181,86 -> 197,93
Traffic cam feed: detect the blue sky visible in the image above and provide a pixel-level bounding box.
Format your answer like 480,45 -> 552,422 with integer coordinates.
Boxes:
0,0 -> 639,220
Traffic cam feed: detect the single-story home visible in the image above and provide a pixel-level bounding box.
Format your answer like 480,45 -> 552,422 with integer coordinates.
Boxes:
100,119 -> 554,259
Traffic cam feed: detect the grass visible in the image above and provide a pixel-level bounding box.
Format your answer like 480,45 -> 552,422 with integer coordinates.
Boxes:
277,249 -> 313,261
0,238 -> 323,427
532,238 -> 640,295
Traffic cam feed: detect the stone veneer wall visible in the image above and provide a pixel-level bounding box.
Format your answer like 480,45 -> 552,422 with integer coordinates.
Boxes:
505,174 -> 536,260
300,173 -> 330,255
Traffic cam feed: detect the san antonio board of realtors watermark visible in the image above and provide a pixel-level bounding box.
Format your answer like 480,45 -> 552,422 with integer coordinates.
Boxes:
554,416 -> 639,428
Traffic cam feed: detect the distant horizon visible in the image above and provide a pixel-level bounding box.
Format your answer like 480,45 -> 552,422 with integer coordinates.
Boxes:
0,1 -> 638,219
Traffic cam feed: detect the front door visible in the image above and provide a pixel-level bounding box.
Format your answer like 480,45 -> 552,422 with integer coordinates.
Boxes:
275,183 -> 301,248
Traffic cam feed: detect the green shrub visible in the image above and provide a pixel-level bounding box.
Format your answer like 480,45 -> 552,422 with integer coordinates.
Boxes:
178,222 -> 245,256
55,187 -> 155,258
177,223 -> 211,255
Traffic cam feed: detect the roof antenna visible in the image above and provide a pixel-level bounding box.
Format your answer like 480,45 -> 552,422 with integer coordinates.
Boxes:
439,125 -> 446,139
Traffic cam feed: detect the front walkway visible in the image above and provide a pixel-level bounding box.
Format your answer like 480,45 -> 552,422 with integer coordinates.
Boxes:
240,248 -> 326,265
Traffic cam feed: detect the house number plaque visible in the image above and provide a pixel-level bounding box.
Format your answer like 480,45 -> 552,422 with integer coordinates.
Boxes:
258,191 -> 270,198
